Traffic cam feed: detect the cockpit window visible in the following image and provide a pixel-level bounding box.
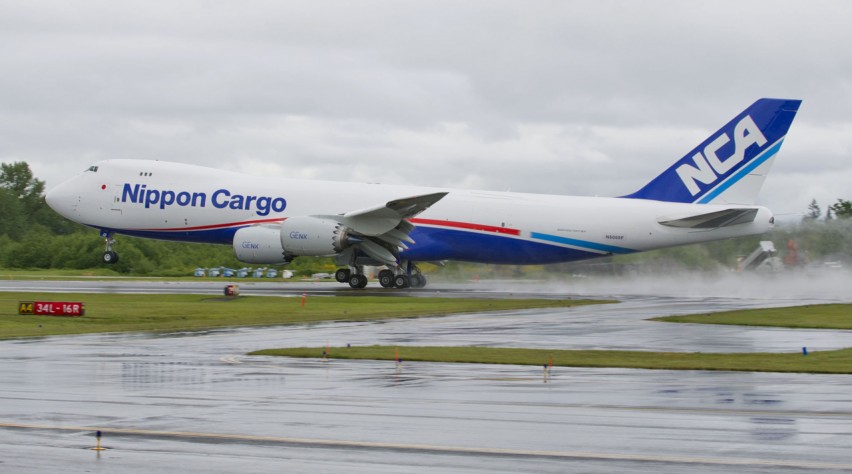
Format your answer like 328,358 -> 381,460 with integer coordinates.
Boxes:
86,166 -> 99,172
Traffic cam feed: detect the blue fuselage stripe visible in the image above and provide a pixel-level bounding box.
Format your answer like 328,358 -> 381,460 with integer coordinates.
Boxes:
696,138 -> 783,204
530,232 -> 635,254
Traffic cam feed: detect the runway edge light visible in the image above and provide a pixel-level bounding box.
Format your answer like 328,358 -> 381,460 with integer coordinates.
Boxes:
91,430 -> 106,451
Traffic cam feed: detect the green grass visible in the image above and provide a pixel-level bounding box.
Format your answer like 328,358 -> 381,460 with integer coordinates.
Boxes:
0,268 -> 327,282
0,292 -> 611,339
652,304 -> 852,329
251,345 -> 852,374
252,304 -> 852,373
0,268 -> 128,279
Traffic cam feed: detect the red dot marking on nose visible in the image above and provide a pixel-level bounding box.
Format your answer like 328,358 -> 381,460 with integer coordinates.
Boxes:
101,185 -> 107,190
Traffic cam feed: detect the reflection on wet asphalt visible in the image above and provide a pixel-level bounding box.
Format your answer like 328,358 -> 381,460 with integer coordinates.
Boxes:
1,279 -> 851,473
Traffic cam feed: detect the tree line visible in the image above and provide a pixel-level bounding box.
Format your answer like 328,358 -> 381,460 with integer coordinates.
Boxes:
1,161 -> 849,276
806,198 -> 852,220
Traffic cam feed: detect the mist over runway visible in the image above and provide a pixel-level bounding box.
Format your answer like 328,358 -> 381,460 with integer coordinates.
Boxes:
1,274 -> 851,472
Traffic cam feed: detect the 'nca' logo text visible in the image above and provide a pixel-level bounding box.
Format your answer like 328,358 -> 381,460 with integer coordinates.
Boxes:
676,115 -> 767,196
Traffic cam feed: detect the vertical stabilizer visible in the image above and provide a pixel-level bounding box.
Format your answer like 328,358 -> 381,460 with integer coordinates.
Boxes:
623,98 -> 801,204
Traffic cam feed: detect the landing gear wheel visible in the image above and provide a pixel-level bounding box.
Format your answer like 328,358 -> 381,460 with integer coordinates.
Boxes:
348,274 -> 368,289
101,233 -> 118,265
378,270 -> 394,288
393,274 -> 410,289
335,268 -> 351,283
410,274 -> 427,288
102,251 -> 119,264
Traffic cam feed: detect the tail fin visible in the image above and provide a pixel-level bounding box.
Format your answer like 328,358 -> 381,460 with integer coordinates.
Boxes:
622,98 -> 801,204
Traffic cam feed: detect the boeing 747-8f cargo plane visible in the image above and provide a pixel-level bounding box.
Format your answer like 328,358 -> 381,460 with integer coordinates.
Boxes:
46,98 -> 801,288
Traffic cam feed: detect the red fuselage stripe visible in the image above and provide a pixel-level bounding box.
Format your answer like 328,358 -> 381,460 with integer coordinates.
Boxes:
141,218 -> 285,232
409,218 -> 521,236
135,217 -> 519,237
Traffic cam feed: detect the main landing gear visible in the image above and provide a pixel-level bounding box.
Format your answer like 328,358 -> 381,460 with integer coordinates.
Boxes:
378,269 -> 427,289
334,268 -> 368,289
335,262 -> 428,289
101,232 -> 119,264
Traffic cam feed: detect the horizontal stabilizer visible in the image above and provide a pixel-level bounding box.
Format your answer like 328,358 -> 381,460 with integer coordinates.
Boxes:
658,208 -> 759,229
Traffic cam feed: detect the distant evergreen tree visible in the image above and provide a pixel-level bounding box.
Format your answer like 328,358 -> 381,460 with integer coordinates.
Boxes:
830,199 -> 852,219
806,198 -> 821,220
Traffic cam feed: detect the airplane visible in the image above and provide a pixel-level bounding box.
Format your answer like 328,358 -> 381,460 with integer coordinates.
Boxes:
45,98 -> 801,289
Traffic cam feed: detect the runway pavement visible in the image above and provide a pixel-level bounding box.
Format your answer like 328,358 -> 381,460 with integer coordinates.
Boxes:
1,276 -> 851,472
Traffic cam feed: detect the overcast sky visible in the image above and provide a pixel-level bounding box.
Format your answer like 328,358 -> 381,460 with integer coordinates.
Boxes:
2,1 -> 850,219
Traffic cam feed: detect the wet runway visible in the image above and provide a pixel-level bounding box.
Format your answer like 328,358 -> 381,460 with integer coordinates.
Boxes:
1,275 -> 851,472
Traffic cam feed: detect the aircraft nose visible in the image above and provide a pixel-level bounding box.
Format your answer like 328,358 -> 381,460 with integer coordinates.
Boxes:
45,180 -> 78,218
44,186 -> 58,209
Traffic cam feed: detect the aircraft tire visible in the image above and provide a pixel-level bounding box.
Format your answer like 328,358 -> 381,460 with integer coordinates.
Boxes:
393,274 -> 410,289
348,274 -> 368,289
378,270 -> 394,288
411,274 -> 427,288
102,251 -> 119,264
335,268 -> 351,283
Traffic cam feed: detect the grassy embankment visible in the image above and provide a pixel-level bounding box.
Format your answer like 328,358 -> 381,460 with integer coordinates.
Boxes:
0,292 -> 610,339
652,304 -> 852,329
0,269 -> 129,279
252,303 -> 852,374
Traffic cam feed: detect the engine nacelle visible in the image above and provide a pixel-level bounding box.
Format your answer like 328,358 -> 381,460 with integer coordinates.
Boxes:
233,226 -> 289,264
232,217 -> 354,264
279,216 -> 351,256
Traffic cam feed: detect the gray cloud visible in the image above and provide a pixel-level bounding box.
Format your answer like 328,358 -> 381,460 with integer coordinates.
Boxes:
2,0 -> 850,219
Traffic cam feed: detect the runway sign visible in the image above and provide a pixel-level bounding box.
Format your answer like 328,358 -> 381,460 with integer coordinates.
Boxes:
18,301 -> 85,317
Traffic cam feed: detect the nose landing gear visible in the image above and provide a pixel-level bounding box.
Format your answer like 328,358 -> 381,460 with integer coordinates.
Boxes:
101,232 -> 119,264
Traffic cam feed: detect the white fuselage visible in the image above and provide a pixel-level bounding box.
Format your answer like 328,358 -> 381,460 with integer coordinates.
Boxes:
46,160 -> 774,265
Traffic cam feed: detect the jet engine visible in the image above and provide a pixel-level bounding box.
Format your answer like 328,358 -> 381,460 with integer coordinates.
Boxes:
232,217 -> 356,264
232,225 -> 288,264
278,216 -> 354,255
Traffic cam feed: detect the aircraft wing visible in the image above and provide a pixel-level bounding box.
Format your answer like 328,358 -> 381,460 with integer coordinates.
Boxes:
316,192 -> 448,236
313,191 -> 448,265
657,208 -> 759,229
